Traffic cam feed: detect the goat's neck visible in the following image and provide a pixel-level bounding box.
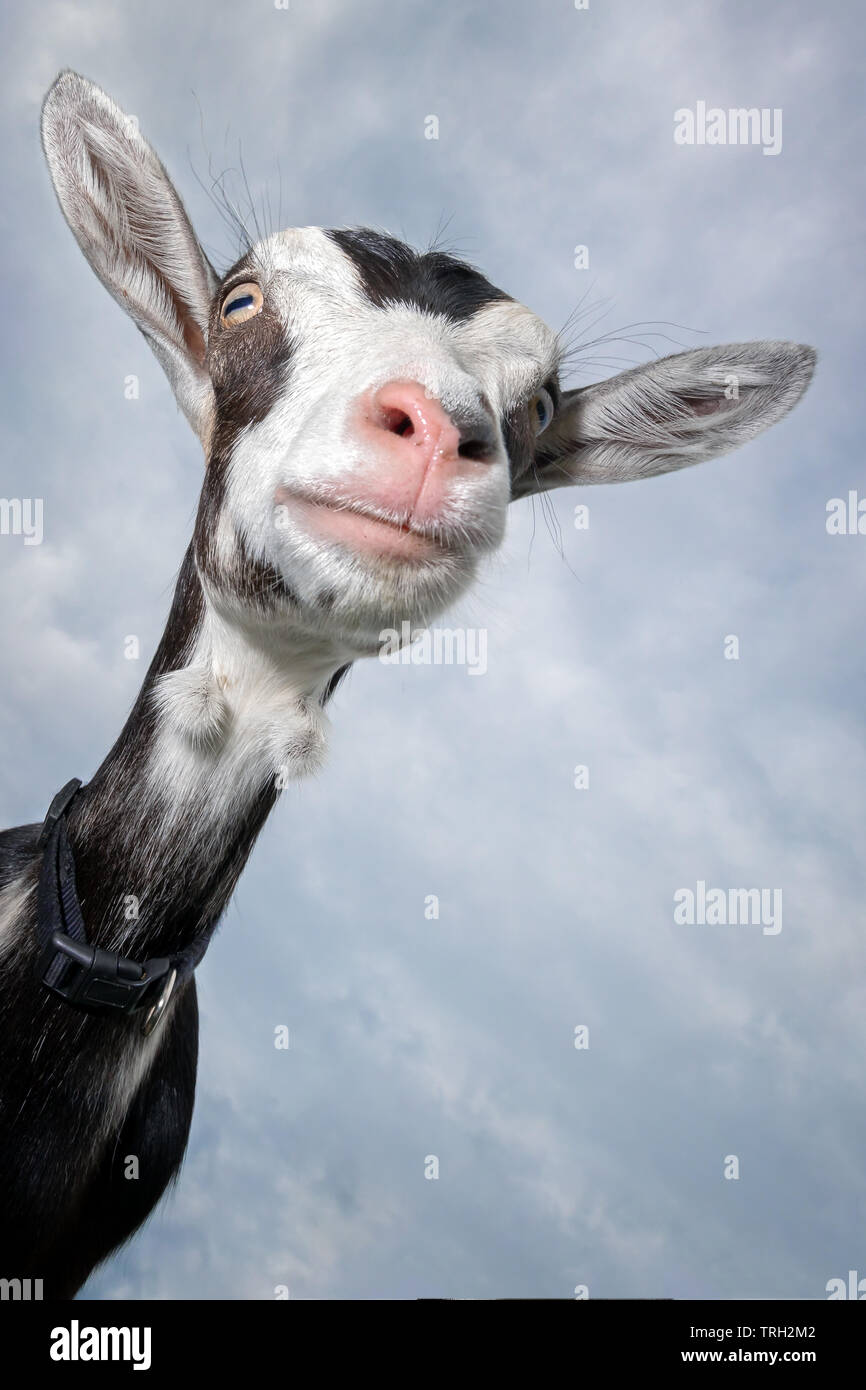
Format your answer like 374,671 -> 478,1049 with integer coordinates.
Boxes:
62,544 -> 346,963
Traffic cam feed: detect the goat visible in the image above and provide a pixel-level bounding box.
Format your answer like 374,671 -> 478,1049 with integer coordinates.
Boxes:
0,70 -> 815,1298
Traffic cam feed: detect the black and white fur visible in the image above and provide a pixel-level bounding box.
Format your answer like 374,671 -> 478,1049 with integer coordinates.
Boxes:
0,71 -> 816,1298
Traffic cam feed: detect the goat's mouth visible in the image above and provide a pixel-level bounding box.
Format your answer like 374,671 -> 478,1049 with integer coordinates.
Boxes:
274,485 -> 467,561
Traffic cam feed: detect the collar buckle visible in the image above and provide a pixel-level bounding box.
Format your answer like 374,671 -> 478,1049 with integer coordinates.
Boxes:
40,930 -> 172,1017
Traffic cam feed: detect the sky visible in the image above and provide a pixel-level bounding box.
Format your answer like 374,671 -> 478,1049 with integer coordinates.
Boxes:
0,0 -> 864,1299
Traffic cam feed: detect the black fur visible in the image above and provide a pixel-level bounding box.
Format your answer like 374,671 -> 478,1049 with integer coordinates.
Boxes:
327,227 -> 511,321
197,260 -> 297,609
0,549 -> 280,1298
0,983 -> 198,1300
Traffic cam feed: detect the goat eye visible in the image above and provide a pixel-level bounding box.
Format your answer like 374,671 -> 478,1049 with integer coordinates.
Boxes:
529,387 -> 555,435
220,282 -> 263,326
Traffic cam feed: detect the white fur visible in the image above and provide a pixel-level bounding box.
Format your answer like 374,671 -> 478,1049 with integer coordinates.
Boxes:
222,233 -> 560,645
149,597 -> 334,831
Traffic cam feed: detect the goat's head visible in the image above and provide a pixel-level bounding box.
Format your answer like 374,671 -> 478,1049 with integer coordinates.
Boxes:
42,72 -> 816,657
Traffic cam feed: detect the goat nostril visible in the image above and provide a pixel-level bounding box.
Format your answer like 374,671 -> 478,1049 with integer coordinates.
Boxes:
369,385 -> 496,461
379,407 -> 415,438
458,437 -> 494,462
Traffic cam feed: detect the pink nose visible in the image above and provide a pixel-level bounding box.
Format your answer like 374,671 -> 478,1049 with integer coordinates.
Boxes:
365,381 -> 498,463
353,380 -> 497,522
367,381 -> 462,465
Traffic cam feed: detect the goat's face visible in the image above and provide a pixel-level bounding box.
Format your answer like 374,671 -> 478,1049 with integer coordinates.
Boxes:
198,227 -> 560,650
41,71 -> 817,663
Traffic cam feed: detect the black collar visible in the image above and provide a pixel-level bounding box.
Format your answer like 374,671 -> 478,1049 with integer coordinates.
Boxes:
36,780 -> 209,1036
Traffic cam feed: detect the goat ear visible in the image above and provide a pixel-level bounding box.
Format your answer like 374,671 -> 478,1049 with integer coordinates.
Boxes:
41,70 -> 218,443
514,341 -> 816,497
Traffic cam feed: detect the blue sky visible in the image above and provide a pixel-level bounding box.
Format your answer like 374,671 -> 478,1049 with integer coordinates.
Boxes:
0,0 -> 864,1298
